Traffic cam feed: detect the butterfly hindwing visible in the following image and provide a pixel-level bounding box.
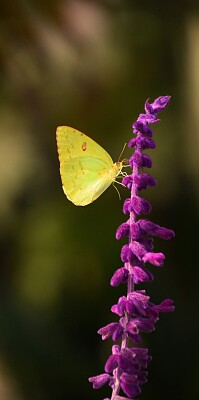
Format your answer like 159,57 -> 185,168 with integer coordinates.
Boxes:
60,156 -> 114,206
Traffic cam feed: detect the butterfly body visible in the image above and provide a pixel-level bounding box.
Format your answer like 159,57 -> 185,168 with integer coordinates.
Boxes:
56,126 -> 123,206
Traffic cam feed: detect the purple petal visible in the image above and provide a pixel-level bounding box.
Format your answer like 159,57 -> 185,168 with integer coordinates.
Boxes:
145,96 -> 171,114
131,196 -> 152,215
105,354 -> 118,373
130,347 -> 151,368
112,344 -> 121,355
111,296 -> 127,316
128,138 -> 137,148
155,299 -> 175,313
132,266 -> 154,284
134,173 -> 156,191
130,241 -> 147,260
98,322 -> 123,341
121,244 -> 133,262
123,198 -> 131,214
126,320 -> 139,335
133,317 -> 155,333
138,113 -> 159,124
135,370 -> 148,384
110,267 -> 129,287
136,136 -> 156,150
120,373 -> 141,398
129,152 -> 152,168
126,291 -> 150,316
130,222 -> 144,240
122,175 -> 133,189
143,252 -> 165,266
132,121 -> 153,137
139,219 -> 175,240
88,373 -> 110,389
116,222 -> 130,240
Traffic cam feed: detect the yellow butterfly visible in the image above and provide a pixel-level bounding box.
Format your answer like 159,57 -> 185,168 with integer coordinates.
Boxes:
56,126 -> 125,206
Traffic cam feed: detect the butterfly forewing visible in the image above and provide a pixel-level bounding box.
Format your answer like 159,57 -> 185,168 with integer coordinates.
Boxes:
56,126 -> 113,165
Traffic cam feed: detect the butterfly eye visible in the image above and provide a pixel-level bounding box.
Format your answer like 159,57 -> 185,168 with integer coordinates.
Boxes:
122,158 -> 129,165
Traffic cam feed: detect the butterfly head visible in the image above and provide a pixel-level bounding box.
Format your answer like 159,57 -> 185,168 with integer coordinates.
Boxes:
114,161 -> 124,177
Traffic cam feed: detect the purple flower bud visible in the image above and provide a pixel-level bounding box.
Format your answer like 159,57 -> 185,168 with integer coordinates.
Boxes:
110,267 -> 129,287
122,175 -> 133,190
89,373 -> 111,389
141,237 -> 154,252
132,317 -> 155,333
130,241 -> 147,260
128,138 -> 137,148
105,354 -> 118,373
131,196 -> 152,215
116,223 -> 130,240
132,266 -> 154,284
143,252 -> 165,266
136,136 -> 156,150
139,219 -> 175,240
126,291 -> 150,316
112,344 -> 121,355
111,296 -> 127,316
126,320 -> 139,335
121,244 -> 133,262
155,298 -> 175,313
138,113 -> 159,124
123,198 -> 131,214
134,173 -> 156,191
118,351 -> 138,373
129,152 -> 152,168
132,347 -> 151,368
130,222 -> 144,240
98,322 -> 123,341
145,96 -> 171,114
132,121 -> 153,137
120,373 -> 141,398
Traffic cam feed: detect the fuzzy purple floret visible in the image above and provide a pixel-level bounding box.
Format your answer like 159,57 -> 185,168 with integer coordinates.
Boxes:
89,96 -> 175,399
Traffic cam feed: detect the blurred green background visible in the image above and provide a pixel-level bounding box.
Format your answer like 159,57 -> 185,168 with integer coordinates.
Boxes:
0,0 -> 198,399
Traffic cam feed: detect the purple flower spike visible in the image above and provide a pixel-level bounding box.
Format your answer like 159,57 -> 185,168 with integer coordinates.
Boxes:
89,96 -> 174,400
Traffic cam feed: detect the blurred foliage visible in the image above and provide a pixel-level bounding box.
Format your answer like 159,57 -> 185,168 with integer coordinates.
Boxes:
0,0 -> 198,399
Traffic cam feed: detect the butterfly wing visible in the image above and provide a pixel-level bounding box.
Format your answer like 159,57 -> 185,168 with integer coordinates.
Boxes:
56,126 -> 115,206
60,156 -> 114,206
56,126 -> 113,165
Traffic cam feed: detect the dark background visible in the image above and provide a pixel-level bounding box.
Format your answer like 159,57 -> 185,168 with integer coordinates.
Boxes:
0,1 -> 198,399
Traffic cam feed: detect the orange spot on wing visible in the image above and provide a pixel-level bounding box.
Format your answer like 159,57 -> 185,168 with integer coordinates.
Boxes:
82,142 -> 87,151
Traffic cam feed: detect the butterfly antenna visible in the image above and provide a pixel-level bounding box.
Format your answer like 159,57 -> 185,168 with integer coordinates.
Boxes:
118,143 -> 127,162
112,182 -> 121,200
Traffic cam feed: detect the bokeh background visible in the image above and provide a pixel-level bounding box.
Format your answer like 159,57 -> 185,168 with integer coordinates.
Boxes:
0,0 -> 198,399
